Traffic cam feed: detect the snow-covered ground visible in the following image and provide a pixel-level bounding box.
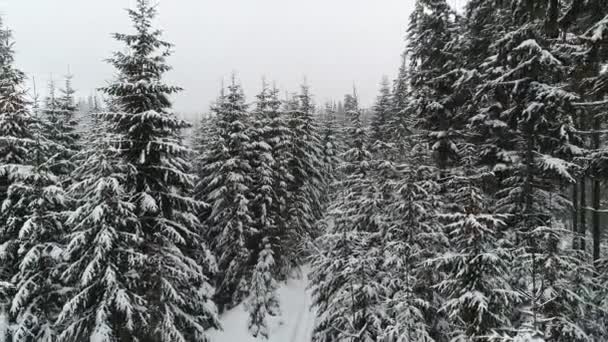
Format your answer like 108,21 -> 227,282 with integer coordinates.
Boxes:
208,268 -> 316,342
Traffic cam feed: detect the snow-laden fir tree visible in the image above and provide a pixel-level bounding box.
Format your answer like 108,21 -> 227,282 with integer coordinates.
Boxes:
58,125 -> 149,341
556,0 -> 608,261
256,84 -> 295,279
318,101 -> 342,206
197,77 -> 254,311
244,81 -> 284,336
310,89 -> 392,342
432,176 -> 518,341
407,0 -> 460,174
247,238 -> 279,339
472,1 -> 602,339
55,73 -> 80,177
41,76 -> 80,180
0,18 -> 38,336
387,54 -> 415,158
370,76 -> 393,152
284,84 -> 324,264
248,80 -> 278,256
381,163 -> 440,342
0,18 -> 34,213
2,89 -> 67,341
100,1 -> 219,340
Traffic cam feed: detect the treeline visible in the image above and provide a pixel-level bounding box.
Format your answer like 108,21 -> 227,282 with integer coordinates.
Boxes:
308,0 -> 608,342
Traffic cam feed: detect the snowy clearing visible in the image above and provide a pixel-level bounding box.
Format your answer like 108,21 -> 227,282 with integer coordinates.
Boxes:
208,268 -> 316,342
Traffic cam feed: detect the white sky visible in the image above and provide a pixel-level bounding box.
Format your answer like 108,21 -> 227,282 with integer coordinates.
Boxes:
0,0 -> 448,118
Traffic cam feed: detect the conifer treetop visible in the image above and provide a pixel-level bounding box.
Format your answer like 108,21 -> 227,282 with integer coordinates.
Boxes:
103,0 -> 181,115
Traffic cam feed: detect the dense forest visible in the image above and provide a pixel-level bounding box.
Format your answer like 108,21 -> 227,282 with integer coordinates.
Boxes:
0,0 -> 607,341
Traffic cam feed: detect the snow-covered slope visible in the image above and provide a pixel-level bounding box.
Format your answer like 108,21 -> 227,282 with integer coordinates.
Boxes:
208,268 -> 316,342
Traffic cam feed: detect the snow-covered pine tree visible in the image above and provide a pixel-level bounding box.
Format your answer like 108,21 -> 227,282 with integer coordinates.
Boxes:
197,77 -> 254,311
407,0 -> 460,175
3,86 -> 67,342
247,238 -> 279,339
58,125 -> 148,341
432,177 -> 518,341
370,109 -> 449,342
55,73 -> 80,178
473,1 -> 601,339
256,84 -> 294,279
557,0 -> 608,261
101,1 -> 219,340
389,54 -> 412,145
244,80 -> 285,336
310,105 -> 391,341
0,18 -> 38,335
284,84 -> 324,264
370,77 -> 392,150
41,77 -> 79,180
318,101 -> 342,206
0,17 -> 34,210
248,80 -> 278,256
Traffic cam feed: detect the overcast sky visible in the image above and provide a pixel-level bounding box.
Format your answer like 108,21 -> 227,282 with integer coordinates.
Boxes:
1,0 -> 419,118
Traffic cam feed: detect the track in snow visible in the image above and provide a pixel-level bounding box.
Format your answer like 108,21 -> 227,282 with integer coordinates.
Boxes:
208,268 -> 316,342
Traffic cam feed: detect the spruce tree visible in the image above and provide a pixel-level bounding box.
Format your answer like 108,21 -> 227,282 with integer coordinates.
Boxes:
370,76 -> 392,151
101,1 -> 219,340
310,99 -> 390,341
381,162 -> 440,342
245,81 -> 283,335
247,238 -> 279,339
318,102 -> 342,206
55,73 -> 80,178
471,1 -> 599,339
284,84 -> 324,265
197,77 -> 254,311
41,78 -> 79,179
0,18 -> 34,213
0,18 -> 38,339
259,84 -> 294,279
407,0 -> 460,174
433,179 -> 517,341
3,84 -> 67,342
58,126 -> 152,341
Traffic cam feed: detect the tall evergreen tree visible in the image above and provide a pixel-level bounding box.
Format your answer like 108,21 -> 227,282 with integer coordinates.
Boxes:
433,179 -> 518,341
2,83 -> 67,342
245,81 -> 283,335
0,18 -> 38,340
101,1 -> 219,340
407,0 -> 460,174
59,127 -> 150,342
284,84 -> 324,265
318,101 -> 342,206
197,77 -> 254,311
310,93 -> 391,341
381,163 -> 440,342
246,238 -> 279,339
469,1 -> 600,339
370,76 -> 392,150
0,18 -> 34,215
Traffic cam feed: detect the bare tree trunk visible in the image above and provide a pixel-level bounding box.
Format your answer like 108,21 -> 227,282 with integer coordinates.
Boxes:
579,113 -> 587,251
572,183 -> 579,249
592,117 -> 602,262
580,178 -> 587,251
592,178 -> 601,261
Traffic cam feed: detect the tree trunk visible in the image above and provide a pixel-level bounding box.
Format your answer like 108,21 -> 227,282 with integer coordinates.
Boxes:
579,112 -> 587,251
580,178 -> 587,251
592,116 -> 602,262
572,182 -> 579,249
592,178 -> 601,262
